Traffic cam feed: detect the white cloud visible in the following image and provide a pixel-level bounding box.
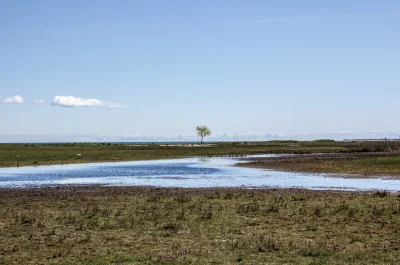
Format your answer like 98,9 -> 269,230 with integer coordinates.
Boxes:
33,99 -> 45,104
2,95 -> 24,104
51,95 -> 127,109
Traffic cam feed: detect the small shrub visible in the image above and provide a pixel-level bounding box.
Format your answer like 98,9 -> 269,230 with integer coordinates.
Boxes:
372,205 -> 385,217
265,203 -> 280,213
236,203 -> 260,214
374,190 -> 389,198
314,206 -> 323,217
161,223 -> 180,233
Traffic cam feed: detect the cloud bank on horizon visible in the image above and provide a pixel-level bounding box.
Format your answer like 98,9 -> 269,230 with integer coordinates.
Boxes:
51,96 -> 127,109
0,131 -> 399,143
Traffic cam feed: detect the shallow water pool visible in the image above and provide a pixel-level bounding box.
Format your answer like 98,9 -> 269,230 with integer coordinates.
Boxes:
0,155 -> 399,191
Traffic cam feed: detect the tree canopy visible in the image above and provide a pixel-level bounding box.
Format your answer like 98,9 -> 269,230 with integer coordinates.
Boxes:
196,125 -> 211,144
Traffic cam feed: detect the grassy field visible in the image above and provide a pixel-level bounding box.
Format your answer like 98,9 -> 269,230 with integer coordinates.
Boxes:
0,140 -> 391,168
0,187 -> 399,265
240,151 -> 400,178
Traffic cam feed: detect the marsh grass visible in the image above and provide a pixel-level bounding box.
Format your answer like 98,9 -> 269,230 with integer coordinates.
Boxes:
0,187 -> 399,264
0,141 -> 361,168
241,151 -> 400,177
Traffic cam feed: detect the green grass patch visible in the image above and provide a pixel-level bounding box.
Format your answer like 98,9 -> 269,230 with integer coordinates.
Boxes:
0,141 -> 379,168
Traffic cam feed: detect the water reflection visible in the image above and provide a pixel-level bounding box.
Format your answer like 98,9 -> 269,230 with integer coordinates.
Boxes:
198,157 -> 211,163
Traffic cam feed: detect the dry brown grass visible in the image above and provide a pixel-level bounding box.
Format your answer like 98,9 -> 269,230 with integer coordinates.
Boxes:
0,186 -> 399,264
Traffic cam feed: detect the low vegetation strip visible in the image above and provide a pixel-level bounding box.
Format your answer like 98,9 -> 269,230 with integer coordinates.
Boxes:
1,140 -> 398,168
239,152 -> 400,179
0,187 -> 399,264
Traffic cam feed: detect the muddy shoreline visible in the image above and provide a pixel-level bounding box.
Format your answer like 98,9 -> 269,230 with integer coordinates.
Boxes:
1,185 -> 399,195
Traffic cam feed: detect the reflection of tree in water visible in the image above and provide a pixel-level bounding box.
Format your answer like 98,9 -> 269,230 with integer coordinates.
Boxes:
198,157 -> 211,163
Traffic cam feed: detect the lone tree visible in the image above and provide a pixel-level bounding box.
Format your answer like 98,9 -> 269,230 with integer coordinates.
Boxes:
196,125 -> 211,144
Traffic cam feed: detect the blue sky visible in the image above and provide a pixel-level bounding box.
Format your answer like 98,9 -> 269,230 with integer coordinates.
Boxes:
1,0 -> 399,141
